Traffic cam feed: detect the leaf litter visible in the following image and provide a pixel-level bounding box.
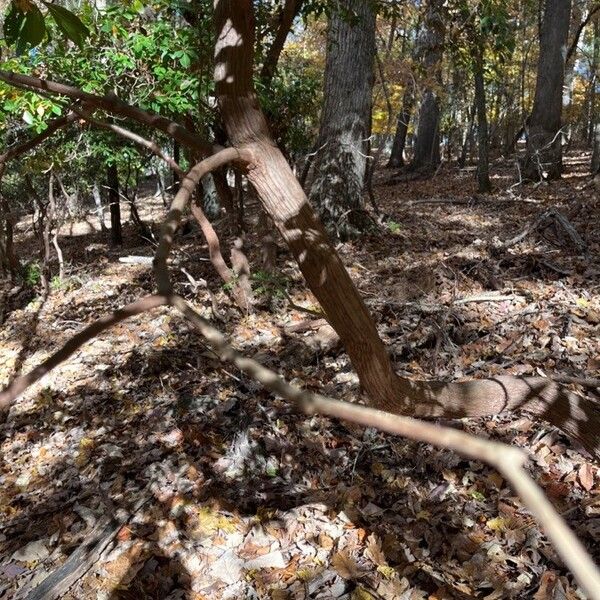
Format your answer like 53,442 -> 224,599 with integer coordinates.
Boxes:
0,154 -> 598,599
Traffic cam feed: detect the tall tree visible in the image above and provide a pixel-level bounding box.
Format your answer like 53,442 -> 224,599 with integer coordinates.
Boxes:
308,0 -> 376,239
411,0 -> 446,171
472,38 -> 491,192
523,0 -> 572,180
387,86 -> 414,168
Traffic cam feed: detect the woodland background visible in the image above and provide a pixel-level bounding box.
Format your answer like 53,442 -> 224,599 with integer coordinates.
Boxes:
0,1 -> 599,599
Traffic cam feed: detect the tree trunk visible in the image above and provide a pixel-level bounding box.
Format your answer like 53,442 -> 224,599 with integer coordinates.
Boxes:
260,0 -> 304,83
523,0 -> 572,180
1,198 -> 18,278
588,16 -> 599,156
459,100 -> 476,168
173,140 -> 181,192
411,0 -> 445,171
592,123 -> 600,175
107,163 -> 122,246
92,182 -> 107,232
49,174 -> 65,283
211,0 -> 600,460
387,86 -> 414,168
308,0 -> 376,239
472,42 -> 491,193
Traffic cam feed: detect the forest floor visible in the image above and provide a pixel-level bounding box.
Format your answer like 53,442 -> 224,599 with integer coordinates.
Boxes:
0,152 -> 599,599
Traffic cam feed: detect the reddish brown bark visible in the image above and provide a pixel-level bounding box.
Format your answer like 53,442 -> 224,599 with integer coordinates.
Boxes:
213,0 -> 600,460
0,6 -> 597,460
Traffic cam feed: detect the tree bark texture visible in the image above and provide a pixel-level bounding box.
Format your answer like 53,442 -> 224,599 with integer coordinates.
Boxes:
308,0 -> 376,239
592,123 -> 600,174
213,0 -> 600,460
411,0 -> 445,171
387,85 -> 414,168
523,0 -> 572,180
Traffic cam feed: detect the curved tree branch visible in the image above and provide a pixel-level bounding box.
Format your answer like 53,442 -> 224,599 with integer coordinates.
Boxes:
0,71 -> 216,157
153,147 -> 252,295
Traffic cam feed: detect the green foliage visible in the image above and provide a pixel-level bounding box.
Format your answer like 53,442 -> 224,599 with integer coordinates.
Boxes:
251,269 -> 290,299
22,261 -> 41,287
50,275 -> 80,292
257,66 -> 321,156
2,0 -> 89,55
386,220 -> 402,234
43,2 -> 89,49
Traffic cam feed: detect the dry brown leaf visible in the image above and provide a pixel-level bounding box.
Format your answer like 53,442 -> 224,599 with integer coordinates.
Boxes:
364,533 -> 387,567
533,571 -> 566,600
331,549 -> 362,580
578,463 -> 594,492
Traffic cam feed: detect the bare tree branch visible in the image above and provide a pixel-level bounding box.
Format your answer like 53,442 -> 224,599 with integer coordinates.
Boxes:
153,147 -> 252,294
260,0 -> 304,83
74,108 -> 185,178
0,111 -> 79,174
0,295 -> 168,412
566,2 -> 600,64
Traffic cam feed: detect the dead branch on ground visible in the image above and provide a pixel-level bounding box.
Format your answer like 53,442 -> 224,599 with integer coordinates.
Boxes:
1,154 -> 599,599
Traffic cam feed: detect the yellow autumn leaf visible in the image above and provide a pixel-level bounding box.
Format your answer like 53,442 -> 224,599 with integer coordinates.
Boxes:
189,505 -> 239,536
377,565 -> 396,579
576,298 -> 589,308
351,587 -> 375,600
486,517 -> 507,532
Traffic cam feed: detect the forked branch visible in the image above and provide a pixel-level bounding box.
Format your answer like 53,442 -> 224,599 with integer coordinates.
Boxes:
153,147 -> 252,295
74,110 -> 250,308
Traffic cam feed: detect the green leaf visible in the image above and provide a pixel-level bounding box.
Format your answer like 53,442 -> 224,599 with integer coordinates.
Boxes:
179,52 -> 191,69
43,2 -> 89,49
22,109 -> 34,125
3,4 -> 26,48
21,5 -> 46,48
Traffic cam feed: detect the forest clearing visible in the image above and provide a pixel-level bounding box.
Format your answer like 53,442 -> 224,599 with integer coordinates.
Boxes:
0,1 -> 599,598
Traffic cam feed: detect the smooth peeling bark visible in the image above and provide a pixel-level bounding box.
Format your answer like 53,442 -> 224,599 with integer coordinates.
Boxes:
308,0 -> 376,239
213,0 -> 404,411
212,0 -> 600,460
523,0 -> 572,180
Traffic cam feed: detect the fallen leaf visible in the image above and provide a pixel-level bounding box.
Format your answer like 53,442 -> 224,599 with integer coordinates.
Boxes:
331,549 -> 362,580
578,463 -> 594,492
365,534 -> 387,567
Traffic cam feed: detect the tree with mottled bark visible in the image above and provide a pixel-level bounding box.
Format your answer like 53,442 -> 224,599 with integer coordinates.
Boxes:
411,0 -> 445,171
308,0 -> 376,239
523,0 -> 572,180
